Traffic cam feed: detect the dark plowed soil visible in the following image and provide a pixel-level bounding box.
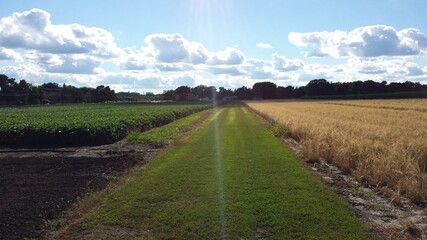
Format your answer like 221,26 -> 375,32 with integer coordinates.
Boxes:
0,144 -> 149,240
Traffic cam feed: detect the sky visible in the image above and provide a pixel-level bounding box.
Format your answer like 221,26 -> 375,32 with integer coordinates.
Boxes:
0,0 -> 427,93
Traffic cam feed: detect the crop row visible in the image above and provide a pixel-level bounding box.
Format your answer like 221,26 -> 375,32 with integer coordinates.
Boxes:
0,103 -> 210,147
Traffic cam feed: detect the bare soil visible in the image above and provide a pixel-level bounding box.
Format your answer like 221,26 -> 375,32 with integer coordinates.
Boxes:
0,142 -> 154,240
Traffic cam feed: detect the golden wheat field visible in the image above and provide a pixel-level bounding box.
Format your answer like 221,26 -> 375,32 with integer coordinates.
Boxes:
245,99 -> 427,202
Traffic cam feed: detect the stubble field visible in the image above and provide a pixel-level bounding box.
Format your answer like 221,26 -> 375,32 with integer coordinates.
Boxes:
245,99 -> 427,203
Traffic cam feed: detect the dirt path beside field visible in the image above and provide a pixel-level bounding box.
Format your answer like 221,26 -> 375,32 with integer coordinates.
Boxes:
0,142 -> 154,240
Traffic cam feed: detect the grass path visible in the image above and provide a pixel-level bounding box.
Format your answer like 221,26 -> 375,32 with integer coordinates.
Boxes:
68,105 -> 372,239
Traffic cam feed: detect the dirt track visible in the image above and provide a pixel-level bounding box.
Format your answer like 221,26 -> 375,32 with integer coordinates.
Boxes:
0,143 -> 151,240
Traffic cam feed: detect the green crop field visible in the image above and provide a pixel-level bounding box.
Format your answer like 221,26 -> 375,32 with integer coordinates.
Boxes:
0,102 -> 210,147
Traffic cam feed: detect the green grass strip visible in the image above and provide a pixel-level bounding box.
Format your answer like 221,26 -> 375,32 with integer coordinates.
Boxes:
125,109 -> 211,146
83,104 -> 373,239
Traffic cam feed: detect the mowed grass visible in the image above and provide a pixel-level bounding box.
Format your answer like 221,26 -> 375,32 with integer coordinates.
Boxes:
125,109 -> 211,147
75,105 -> 372,239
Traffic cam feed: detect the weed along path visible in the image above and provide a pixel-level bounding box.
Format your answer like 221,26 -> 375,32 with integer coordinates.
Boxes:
57,105 -> 373,239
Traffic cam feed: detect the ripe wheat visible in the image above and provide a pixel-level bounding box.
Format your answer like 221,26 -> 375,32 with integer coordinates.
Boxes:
245,99 -> 427,202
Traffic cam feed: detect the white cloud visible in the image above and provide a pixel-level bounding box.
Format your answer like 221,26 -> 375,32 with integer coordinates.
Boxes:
298,63 -> 335,81
0,8 -> 123,57
240,59 -> 274,79
256,42 -> 273,49
144,33 -> 209,64
172,75 -> 195,86
122,60 -> 148,71
289,25 -> 427,57
272,53 -> 304,72
45,56 -> 102,74
120,49 -> 151,71
143,34 -> 245,66
208,66 -> 242,76
208,47 -> 245,65
0,8 -> 426,92
24,51 -> 102,74
348,58 -> 425,77
100,72 -> 198,93
155,63 -> 194,72
0,47 -> 21,61
101,74 -> 164,89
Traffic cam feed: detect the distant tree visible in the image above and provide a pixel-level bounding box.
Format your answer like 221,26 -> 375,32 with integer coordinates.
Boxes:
252,82 -> 277,99
234,86 -> 252,100
191,85 -> 208,99
163,89 -> 175,100
292,87 -> 306,98
16,80 -> 31,104
334,82 -> 351,95
29,86 -> 43,104
191,85 -> 216,99
0,74 -> 16,94
276,86 -> 295,99
0,74 -> 8,89
175,86 -> 191,101
41,82 -> 60,89
94,85 -> 115,102
217,87 -> 233,100
305,79 -> 334,96
352,81 -> 363,94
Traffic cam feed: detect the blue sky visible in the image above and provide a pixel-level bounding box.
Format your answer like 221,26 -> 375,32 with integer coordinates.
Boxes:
0,0 -> 426,93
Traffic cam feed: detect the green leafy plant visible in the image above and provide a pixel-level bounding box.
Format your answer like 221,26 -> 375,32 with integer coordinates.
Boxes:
0,103 -> 210,147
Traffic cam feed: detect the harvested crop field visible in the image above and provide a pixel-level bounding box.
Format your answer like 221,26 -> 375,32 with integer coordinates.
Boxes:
245,99 -> 427,203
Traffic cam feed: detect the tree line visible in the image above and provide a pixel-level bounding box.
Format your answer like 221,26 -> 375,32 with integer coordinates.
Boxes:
1,73 -> 426,105
163,79 -> 427,101
0,74 -> 116,105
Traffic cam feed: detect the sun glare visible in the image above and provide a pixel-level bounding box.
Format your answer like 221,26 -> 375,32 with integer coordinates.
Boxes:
185,0 -> 233,48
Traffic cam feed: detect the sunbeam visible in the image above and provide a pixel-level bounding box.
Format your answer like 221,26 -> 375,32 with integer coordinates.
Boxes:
211,89 -> 226,237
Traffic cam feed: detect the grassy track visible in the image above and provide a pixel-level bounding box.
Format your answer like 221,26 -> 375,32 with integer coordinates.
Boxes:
76,104 -> 372,239
125,109 -> 211,147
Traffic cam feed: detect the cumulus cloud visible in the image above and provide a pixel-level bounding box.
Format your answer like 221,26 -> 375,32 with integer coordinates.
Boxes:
24,51 -> 101,74
0,47 -> 21,60
45,57 -> 101,74
349,58 -> 425,77
240,59 -> 274,79
155,63 -> 194,72
143,33 -> 244,66
102,74 -> 164,89
256,42 -> 273,49
122,60 -> 148,71
289,25 -> 427,57
144,33 -> 209,64
0,8 -> 123,57
299,64 -> 335,80
208,66 -> 242,76
118,47 -> 153,71
172,75 -> 195,86
1,8 -> 426,91
100,72 -> 198,92
208,47 -> 245,65
272,54 -> 304,72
